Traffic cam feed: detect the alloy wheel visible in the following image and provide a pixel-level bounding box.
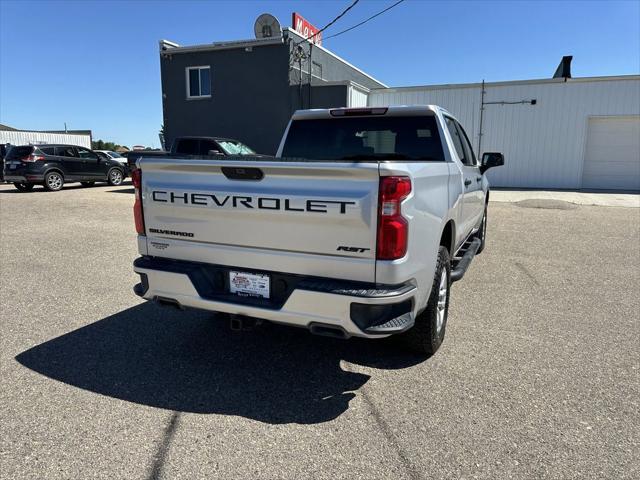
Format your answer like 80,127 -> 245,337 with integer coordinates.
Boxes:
110,170 -> 123,185
47,173 -> 62,190
436,268 -> 448,334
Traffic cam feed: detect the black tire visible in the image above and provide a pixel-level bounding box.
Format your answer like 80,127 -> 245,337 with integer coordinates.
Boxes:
44,171 -> 64,191
400,246 -> 451,356
107,168 -> 124,186
81,181 -> 95,187
475,206 -> 487,254
13,182 -> 34,192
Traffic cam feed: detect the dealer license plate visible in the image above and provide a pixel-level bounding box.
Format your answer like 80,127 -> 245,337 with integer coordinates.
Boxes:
229,271 -> 270,299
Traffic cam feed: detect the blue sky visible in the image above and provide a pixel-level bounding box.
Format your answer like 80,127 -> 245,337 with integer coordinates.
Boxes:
1,0 -> 638,147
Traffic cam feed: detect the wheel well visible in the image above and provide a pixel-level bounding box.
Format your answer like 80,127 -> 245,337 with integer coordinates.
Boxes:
440,220 -> 455,254
45,168 -> 64,178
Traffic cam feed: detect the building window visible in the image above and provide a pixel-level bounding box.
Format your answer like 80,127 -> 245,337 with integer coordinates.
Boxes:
312,61 -> 323,80
186,66 -> 211,99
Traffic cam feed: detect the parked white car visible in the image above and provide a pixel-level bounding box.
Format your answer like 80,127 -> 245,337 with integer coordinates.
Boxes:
95,150 -> 128,167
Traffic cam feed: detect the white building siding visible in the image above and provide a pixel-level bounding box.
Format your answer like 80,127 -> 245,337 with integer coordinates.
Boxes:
0,131 -> 91,149
368,77 -> 640,189
348,85 -> 369,108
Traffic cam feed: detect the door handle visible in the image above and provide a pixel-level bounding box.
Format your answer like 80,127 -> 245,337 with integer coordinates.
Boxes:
476,176 -> 482,182
464,179 -> 472,187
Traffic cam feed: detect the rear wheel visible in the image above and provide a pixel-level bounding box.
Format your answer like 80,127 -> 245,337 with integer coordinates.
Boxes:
107,168 -> 124,186
81,181 -> 95,187
400,246 -> 451,356
44,171 -> 64,191
13,182 -> 34,192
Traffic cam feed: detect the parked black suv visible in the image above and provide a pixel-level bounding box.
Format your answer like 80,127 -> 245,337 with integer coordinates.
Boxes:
3,144 -> 126,192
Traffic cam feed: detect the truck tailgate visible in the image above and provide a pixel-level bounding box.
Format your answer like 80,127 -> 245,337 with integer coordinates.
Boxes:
140,158 -> 379,282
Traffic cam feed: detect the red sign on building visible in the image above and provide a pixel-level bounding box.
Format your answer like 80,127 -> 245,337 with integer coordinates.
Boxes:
292,12 -> 322,46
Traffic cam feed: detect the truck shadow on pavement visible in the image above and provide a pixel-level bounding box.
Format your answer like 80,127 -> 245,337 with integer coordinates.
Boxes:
16,302 -> 423,424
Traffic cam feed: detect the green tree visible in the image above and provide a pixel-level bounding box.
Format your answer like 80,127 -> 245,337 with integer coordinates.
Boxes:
91,139 -> 122,151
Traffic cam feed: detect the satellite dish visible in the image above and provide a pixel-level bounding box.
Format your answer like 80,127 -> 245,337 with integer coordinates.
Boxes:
254,13 -> 282,39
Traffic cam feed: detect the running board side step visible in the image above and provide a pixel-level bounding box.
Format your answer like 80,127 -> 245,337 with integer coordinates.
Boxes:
451,237 -> 482,282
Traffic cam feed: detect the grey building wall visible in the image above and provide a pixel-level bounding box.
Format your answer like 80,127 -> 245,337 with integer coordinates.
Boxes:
160,29 -> 386,155
160,43 -> 292,155
289,84 -> 349,116
287,30 -> 385,91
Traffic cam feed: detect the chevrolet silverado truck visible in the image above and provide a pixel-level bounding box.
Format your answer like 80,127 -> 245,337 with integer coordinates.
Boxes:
132,106 -> 504,355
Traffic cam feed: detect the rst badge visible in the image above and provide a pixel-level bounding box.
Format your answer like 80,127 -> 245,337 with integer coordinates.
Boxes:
337,246 -> 370,253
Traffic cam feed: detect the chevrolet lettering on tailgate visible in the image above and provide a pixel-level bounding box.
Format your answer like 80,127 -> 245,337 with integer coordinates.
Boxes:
151,190 -> 356,214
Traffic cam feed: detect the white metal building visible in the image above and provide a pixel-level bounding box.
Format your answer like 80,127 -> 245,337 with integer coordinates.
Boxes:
0,130 -> 92,149
366,75 -> 640,191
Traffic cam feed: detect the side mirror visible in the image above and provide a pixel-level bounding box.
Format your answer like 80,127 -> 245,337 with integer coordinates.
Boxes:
480,152 -> 504,174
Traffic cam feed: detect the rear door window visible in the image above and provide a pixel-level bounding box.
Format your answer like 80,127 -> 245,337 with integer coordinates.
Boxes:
444,117 -> 467,164
39,147 -> 55,155
56,146 -> 77,157
281,115 -> 445,161
174,139 -> 199,155
454,120 -> 477,166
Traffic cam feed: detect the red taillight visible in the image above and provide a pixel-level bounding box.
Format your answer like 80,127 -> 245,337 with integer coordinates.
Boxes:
377,176 -> 411,260
132,169 -> 145,234
21,154 -> 45,162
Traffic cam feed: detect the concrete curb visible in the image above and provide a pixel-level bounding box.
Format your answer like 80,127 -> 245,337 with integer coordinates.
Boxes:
489,189 -> 640,208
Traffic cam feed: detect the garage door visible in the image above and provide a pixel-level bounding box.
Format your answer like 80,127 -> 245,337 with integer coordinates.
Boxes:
582,116 -> 640,191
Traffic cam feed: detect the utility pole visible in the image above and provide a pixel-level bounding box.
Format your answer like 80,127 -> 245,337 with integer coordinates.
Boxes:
308,43 -> 313,109
477,80 -> 485,155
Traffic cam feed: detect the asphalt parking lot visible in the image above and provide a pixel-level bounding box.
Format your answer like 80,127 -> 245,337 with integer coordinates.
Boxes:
1,181 -> 638,480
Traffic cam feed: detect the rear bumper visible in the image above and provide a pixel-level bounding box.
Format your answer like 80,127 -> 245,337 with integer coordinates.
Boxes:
3,174 -> 45,183
133,256 -> 416,338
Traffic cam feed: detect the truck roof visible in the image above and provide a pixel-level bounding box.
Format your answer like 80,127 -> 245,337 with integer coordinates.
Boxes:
174,136 -> 240,143
291,105 -> 446,121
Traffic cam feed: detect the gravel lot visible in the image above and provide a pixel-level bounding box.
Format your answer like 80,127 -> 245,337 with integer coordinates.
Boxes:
1,181 -> 638,479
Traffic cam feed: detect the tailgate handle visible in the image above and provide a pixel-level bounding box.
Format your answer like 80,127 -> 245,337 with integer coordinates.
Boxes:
221,167 -> 264,181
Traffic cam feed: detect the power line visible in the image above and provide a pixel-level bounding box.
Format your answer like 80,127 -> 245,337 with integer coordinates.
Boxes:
324,0 -> 406,40
289,0 -> 365,109
293,0 -> 360,47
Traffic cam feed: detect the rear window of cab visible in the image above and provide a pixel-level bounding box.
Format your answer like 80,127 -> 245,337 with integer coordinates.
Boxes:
281,115 -> 445,161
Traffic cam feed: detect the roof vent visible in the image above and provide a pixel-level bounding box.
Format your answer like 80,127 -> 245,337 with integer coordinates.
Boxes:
553,56 -> 573,79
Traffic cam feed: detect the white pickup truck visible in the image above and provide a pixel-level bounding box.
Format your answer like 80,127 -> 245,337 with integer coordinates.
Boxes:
132,106 -> 504,355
